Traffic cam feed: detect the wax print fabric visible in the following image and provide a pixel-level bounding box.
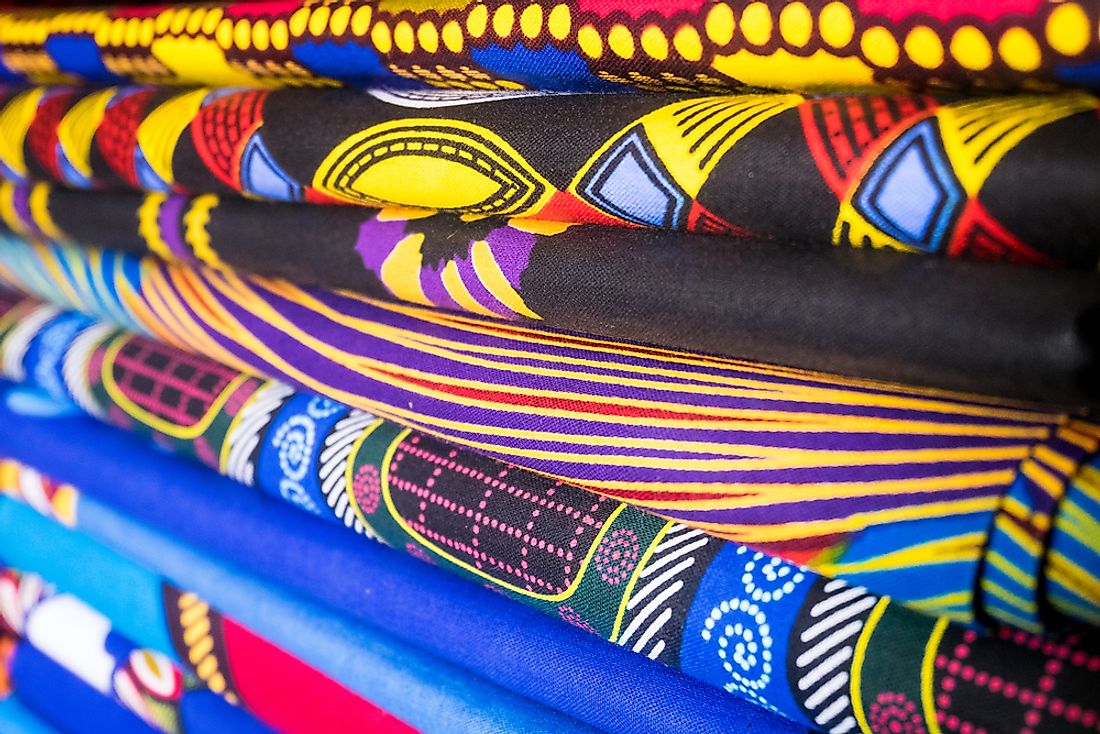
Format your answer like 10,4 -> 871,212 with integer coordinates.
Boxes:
1,288 -> 1099,633
3,182 -> 1100,402
0,1 -> 1097,93
0,696 -> 60,734
1,239 -> 1099,630
0,568 -> 286,734
0,85 -> 1097,264
2,399 -> 1099,734
0,482 -> 614,734
0,400 -> 807,734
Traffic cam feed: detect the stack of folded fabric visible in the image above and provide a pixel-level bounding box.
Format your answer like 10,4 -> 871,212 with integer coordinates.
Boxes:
0,2 -> 1097,733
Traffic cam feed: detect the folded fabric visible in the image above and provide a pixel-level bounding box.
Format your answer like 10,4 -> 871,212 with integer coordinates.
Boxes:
0,569 -> 280,734
2,238 -> 1100,626
0,696 -> 60,734
2,289 -> 1099,632
0,1 -> 1096,93
3,182 -> 1098,402
0,488 -> 609,734
0,85 -> 1099,264
0,405 -> 805,734
4,402 -> 1100,734
9,641 -> 159,734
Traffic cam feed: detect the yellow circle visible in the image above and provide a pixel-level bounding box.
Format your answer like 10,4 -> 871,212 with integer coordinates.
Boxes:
215,17 -> 233,49
705,3 -> 735,46
351,7 -> 373,36
548,4 -> 571,40
577,24 -> 603,58
270,19 -> 289,50
233,18 -> 251,50
779,2 -> 812,47
330,6 -> 352,36
415,21 -> 437,52
109,18 -> 127,45
520,4 -> 542,38
467,5 -> 488,38
252,19 -> 270,51
169,8 -> 190,35
950,25 -> 992,70
309,7 -> 330,37
371,21 -> 393,53
154,10 -> 173,35
819,1 -> 854,48
185,9 -> 205,35
547,4 -> 572,39
740,2 -> 773,47
1046,2 -> 1090,56
493,5 -> 515,38
998,27 -> 1041,71
608,24 -> 635,58
903,25 -> 943,69
672,24 -> 703,61
289,7 -> 309,36
861,26 -> 899,67
124,17 -> 141,47
640,25 -> 669,60
394,20 -> 415,52
442,20 -> 464,52
201,8 -> 223,36
139,17 -> 155,46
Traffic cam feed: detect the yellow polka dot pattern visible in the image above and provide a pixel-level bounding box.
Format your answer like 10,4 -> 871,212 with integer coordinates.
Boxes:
0,1 -> 1094,92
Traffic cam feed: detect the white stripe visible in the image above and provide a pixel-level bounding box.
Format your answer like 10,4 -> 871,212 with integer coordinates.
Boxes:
647,639 -> 666,660
651,527 -> 705,555
632,607 -> 674,654
801,596 -> 876,642
627,557 -> 695,611
618,580 -> 684,645
806,671 -> 849,710
640,536 -> 709,579
829,717 -> 857,734
798,646 -> 852,691
796,620 -> 864,668
809,586 -> 867,619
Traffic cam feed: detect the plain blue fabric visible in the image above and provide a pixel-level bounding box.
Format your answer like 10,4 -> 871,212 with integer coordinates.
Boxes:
0,695 -> 60,734
10,643 -> 158,734
0,384 -> 806,734
179,691 -> 279,734
0,497 -> 602,734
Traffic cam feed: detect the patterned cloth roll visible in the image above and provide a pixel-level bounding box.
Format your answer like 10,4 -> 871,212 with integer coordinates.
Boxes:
0,239 -> 1098,633
0,2 -> 1097,93
2,397 -> 1099,734
0,85 -> 1098,261
3,180 -> 1098,402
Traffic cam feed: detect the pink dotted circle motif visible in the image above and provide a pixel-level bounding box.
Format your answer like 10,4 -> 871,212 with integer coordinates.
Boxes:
352,464 -> 382,515
593,528 -> 641,585
558,605 -> 598,634
868,692 -> 927,734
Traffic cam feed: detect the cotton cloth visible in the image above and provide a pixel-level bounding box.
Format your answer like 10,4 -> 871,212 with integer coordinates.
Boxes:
3,181 -> 1099,401
0,85 -> 1098,262
0,2 -> 1096,93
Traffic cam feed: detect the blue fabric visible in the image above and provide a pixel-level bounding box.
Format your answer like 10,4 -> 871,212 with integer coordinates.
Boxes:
0,497 -> 602,734
0,696 -> 60,734
179,692 -> 278,734
0,383 -> 806,734
10,643 -> 157,734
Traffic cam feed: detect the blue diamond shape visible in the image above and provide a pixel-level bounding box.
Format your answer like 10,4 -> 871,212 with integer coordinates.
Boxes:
855,120 -> 963,252
580,128 -> 687,228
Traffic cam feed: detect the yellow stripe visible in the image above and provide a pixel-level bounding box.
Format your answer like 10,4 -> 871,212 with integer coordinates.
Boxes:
469,238 -> 541,319
851,597 -> 890,734
921,618 -> 949,734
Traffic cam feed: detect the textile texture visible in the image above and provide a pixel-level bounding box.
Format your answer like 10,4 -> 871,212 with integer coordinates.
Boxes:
1,240 -> 1099,631
0,85 -> 1097,261
1,289 -> 1099,633
3,181 -> 1100,402
1,402 -> 1099,734
0,2 -> 1098,92
0,394 -> 808,734
0,567 -> 283,734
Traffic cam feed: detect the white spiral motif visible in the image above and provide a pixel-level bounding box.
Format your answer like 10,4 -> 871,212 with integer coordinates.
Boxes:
737,545 -> 805,604
272,414 -> 321,514
701,597 -> 776,710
